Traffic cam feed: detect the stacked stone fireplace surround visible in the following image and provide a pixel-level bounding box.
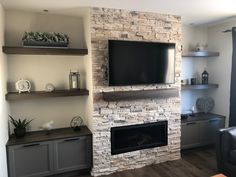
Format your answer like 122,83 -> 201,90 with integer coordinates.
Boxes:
90,7 -> 182,176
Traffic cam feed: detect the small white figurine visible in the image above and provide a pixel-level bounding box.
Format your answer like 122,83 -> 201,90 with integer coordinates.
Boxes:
45,83 -> 55,92
40,121 -> 54,131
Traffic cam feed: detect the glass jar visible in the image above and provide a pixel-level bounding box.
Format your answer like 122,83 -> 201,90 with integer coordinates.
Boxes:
69,71 -> 80,89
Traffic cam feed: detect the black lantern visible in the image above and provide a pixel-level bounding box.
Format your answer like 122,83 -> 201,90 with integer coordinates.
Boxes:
69,71 -> 80,89
202,70 -> 208,84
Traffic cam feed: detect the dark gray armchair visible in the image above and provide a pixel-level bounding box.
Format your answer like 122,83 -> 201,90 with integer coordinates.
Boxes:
216,127 -> 236,177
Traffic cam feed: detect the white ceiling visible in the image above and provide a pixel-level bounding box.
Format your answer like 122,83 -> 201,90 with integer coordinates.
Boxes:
0,0 -> 236,25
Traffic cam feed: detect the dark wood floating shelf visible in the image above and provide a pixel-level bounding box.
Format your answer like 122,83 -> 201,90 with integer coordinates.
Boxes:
2,46 -> 88,55
181,84 -> 219,90
182,51 -> 219,57
7,126 -> 92,146
103,88 -> 179,101
5,89 -> 89,101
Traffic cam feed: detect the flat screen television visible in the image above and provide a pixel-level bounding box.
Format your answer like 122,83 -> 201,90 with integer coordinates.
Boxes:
108,40 -> 176,86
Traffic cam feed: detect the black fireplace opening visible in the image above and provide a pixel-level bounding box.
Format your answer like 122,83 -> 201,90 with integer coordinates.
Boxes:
111,121 -> 168,155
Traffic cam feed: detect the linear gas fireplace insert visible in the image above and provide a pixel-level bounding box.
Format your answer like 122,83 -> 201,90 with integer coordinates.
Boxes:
111,121 -> 168,155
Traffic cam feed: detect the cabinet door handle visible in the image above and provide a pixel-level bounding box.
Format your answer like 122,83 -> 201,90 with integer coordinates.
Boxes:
64,138 -> 80,142
22,143 -> 40,148
186,122 -> 196,125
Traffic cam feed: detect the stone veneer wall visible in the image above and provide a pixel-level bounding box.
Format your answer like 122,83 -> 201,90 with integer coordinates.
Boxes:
90,7 -> 182,176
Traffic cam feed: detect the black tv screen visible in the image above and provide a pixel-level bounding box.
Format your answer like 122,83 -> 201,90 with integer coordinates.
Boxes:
108,40 -> 175,86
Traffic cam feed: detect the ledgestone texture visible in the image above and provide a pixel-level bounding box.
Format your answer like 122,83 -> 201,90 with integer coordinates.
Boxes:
90,7 -> 182,176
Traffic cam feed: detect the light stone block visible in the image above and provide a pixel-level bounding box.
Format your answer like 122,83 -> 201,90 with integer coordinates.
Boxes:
90,7 -> 182,176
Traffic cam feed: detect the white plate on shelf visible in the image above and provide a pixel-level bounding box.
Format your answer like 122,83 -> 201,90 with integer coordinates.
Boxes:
196,97 -> 215,113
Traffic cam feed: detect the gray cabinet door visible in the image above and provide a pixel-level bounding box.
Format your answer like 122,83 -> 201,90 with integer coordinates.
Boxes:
53,136 -> 92,174
181,122 -> 200,149
199,118 -> 225,144
8,141 -> 53,177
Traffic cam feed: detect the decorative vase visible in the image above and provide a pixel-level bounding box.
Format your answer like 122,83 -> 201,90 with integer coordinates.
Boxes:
14,128 -> 26,138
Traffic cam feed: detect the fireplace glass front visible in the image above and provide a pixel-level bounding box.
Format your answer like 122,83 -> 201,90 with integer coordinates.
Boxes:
111,121 -> 168,155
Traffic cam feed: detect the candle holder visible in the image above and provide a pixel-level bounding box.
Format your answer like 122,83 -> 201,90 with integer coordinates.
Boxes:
202,70 -> 208,84
69,71 -> 80,89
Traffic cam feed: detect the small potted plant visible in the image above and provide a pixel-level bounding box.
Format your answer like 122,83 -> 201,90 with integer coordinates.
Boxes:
9,115 -> 33,138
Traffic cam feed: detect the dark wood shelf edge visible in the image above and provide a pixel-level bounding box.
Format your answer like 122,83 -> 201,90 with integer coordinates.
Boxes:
182,51 -> 219,57
181,84 -> 219,90
5,89 -> 89,101
2,46 -> 88,56
181,113 -> 225,124
6,126 -> 92,146
103,88 -> 179,101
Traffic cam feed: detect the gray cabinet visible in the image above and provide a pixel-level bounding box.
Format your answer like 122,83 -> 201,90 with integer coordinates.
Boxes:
54,136 -> 92,174
181,115 -> 225,150
181,122 -> 200,149
8,141 -> 53,177
199,118 -> 225,145
7,127 -> 92,177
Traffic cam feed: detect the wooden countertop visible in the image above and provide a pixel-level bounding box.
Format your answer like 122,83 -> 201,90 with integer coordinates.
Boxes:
7,126 -> 92,146
181,113 -> 225,124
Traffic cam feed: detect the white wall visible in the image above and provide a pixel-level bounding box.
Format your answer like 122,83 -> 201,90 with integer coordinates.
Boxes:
182,25 -> 208,53
206,19 -> 236,126
82,8 -> 94,132
0,4 -> 9,177
6,10 -> 91,131
182,21 -> 234,125
181,25 -> 208,113
5,10 -> 86,48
